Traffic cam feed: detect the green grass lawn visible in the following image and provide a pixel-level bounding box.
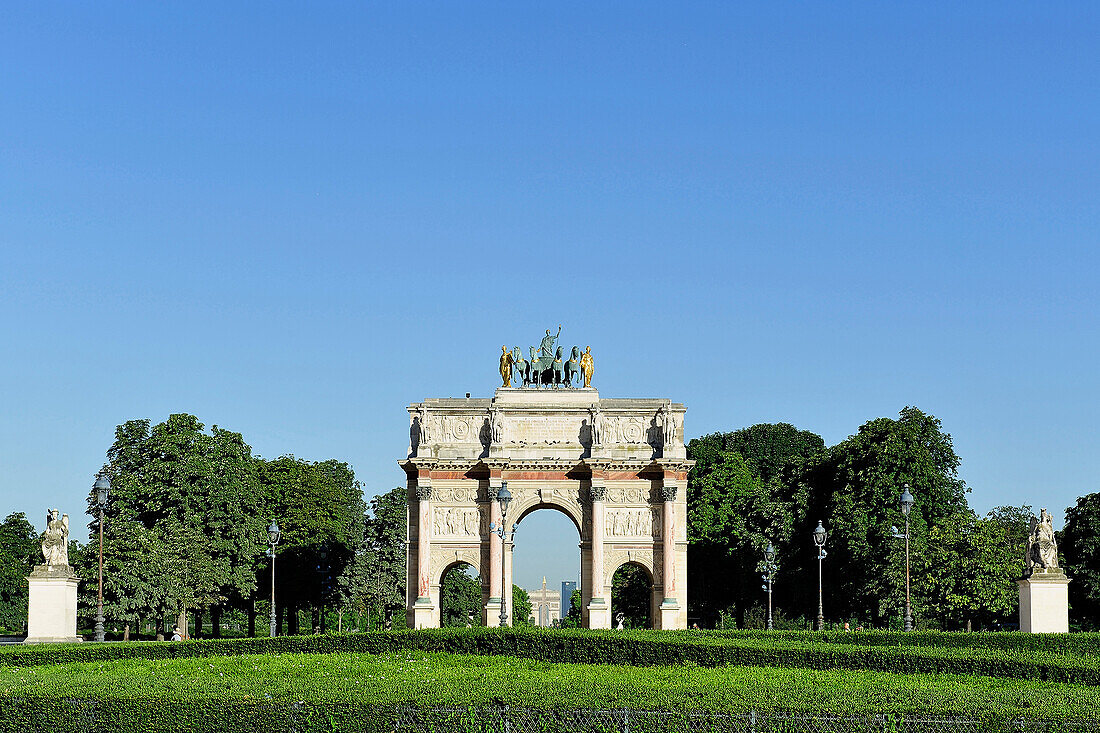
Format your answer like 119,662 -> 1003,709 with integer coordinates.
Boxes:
2,650 -> 1099,722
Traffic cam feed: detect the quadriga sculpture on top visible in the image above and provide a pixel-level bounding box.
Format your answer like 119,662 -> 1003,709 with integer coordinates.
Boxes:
500,327 -> 592,389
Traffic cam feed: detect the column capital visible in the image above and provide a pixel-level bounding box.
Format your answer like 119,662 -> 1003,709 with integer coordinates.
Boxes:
415,476 -> 433,501
660,483 -> 678,502
588,485 -> 607,503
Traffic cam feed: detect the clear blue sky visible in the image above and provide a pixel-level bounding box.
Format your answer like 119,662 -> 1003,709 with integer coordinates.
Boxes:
2,3 -> 1097,590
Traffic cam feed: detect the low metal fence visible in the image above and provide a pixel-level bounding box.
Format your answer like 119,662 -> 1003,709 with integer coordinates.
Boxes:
35,701 -> 1100,733
390,707 -> 1100,733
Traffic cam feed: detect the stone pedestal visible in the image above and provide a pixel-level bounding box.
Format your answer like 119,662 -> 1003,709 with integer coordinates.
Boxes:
587,598 -> 611,629
657,600 -> 681,630
408,597 -> 436,630
1018,572 -> 1070,633
25,566 -> 81,643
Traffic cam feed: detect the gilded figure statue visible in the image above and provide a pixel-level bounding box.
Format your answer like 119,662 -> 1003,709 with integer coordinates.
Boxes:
579,346 -> 594,388
499,345 -> 514,387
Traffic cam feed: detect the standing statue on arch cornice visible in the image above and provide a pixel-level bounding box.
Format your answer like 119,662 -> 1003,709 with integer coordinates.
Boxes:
499,345 -> 514,387
579,346 -> 594,388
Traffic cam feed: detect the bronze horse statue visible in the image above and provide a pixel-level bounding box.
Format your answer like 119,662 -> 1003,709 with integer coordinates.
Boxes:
527,346 -> 567,387
564,346 -> 581,386
510,347 -> 528,387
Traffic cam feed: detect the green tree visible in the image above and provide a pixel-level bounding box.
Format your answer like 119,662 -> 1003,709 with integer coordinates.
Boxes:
1062,493 -> 1100,630
355,487 -> 408,630
686,424 -> 824,627
690,424 -> 825,486
778,407 -> 970,626
686,450 -> 790,626
439,565 -> 482,627
256,456 -> 365,634
0,513 -> 39,634
512,584 -> 533,626
95,415 -> 267,636
916,506 -> 1027,629
560,589 -> 582,628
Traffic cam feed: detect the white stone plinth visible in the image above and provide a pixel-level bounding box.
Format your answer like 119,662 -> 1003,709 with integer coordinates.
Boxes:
494,387 -> 599,406
657,599 -> 681,630
408,597 -> 435,630
25,566 -> 81,643
587,599 -> 611,629
1018,573 -> 1070,633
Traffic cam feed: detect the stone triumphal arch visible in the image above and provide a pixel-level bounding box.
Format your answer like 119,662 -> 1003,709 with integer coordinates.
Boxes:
401,338 -> 690,629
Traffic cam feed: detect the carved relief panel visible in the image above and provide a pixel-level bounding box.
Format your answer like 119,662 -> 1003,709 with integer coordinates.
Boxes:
432,507 -> 483,537
606,508 -> 661,538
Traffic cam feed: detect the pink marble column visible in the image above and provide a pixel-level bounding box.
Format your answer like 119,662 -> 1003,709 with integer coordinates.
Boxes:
415,480 -> 432,600
487,481 -> 503,625
590,485 -> 607,602
661,483 -> 677,603
409,477 -> 436,629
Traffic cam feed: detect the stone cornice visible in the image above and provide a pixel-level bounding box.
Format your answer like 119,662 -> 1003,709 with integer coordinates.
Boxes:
402,456 -> 693,479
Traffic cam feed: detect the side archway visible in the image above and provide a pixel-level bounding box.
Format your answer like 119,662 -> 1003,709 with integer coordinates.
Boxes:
430,548 -> 484,628
611,560 -> 657,629
438,561 -> 484,628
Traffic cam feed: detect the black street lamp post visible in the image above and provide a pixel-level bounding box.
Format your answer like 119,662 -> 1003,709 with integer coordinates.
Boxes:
489,483 -> 516,627
900,484 -> 915,632
268,520 -> 281,637
761,542 -> 778,630
812,521 -> 828,631
94,475 -> 110,643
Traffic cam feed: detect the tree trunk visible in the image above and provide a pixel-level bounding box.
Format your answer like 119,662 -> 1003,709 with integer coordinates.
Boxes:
211,606 -> 222,637
247,598 -> 257,638
287,603 -> 299,635
176,609 -> 188,640
123,624 -> 130,642
312,606 -> 321,634
194,610 -> 203,638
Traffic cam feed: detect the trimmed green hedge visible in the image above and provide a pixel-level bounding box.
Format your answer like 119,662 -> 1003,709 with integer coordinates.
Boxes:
3,651 -> 1100,733
2,628 -> 1097,684
707,628 -> 1100,656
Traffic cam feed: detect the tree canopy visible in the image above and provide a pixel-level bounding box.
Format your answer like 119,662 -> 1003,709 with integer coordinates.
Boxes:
1063,492 -> 1100,630
95,415 -> 267,630
0,513 -> 39,634
255,456 -> 366,634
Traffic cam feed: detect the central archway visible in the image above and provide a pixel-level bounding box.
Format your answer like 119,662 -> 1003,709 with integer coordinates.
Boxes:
511,504 -> 582,627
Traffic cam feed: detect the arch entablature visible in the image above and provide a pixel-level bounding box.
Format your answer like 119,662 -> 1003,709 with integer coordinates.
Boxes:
432,547 -> 483,586
604,547 -> 660,589
509,489 -> 585,535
